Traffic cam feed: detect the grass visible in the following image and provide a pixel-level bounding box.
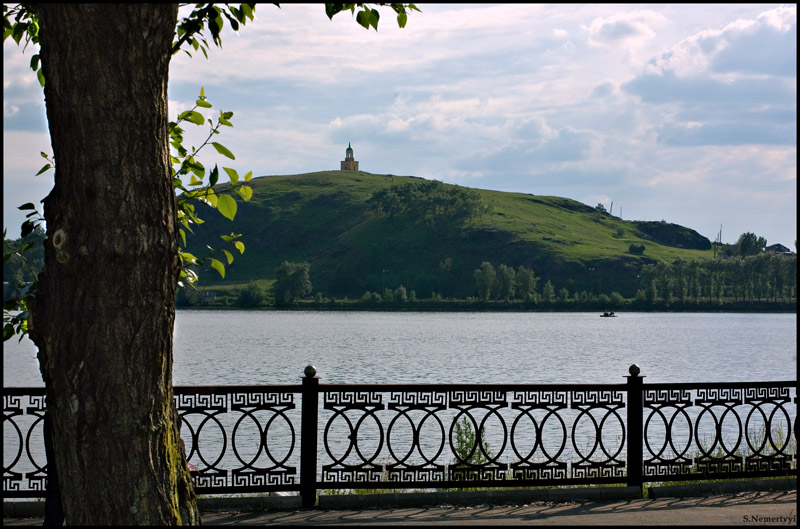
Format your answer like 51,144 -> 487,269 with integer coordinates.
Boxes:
185,171 -> 720,298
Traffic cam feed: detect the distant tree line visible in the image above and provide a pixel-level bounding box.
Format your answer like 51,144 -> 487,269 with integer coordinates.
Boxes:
638,252 -> 797,304
8,229 -> 795,310
473,262 -> 541,301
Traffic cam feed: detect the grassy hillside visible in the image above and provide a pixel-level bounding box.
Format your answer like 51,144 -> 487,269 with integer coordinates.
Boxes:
185,170 -> 713,299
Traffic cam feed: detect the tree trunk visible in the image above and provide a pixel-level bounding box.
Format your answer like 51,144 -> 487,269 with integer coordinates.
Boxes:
30,4 -> 199,524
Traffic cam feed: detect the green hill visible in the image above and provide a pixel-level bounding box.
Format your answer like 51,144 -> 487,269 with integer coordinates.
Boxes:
185,170 -> 713,299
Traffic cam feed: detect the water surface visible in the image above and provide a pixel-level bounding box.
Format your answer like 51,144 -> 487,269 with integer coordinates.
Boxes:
4,311 -> 795,387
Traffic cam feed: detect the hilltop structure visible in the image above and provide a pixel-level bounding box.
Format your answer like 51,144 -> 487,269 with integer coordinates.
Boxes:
340,142 -> 359,171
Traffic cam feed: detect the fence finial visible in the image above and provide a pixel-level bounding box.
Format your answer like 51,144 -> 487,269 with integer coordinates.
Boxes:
304,365 -> 317,378
629,364 -> 641,376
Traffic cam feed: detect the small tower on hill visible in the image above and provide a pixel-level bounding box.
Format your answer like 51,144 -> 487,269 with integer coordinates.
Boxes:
340,142 -> 359,171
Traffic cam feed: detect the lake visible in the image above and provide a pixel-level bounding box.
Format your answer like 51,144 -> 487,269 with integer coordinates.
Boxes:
3,311 -> 796,387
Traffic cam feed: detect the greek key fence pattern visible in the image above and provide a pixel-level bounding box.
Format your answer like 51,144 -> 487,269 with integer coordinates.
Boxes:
4,388 -> 47,497
642,382 -> 797,482
318,385 -> 628,489
174,386 -> 302,494
3,372 -> 796,501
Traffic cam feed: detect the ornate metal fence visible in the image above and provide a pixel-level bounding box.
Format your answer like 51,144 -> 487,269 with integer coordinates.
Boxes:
4,366 -> 796,505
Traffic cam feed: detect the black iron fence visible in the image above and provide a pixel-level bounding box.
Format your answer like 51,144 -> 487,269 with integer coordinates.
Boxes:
4,366 -> 796,506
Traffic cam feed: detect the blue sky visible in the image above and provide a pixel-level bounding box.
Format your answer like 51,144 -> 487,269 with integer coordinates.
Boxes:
3,4 -> 796,248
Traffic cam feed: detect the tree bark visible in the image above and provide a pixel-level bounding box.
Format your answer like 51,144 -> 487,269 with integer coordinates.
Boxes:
30,4 -> 199,524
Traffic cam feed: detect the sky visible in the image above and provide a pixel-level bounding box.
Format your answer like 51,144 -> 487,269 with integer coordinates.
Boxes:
3,4 -> 797,248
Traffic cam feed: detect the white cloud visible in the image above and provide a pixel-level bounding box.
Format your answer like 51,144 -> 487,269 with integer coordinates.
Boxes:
647,4 -> 796,78
3,4 -> 796,246
584,10 -> 668,65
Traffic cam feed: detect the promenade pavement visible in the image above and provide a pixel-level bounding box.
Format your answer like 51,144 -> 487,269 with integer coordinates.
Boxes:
4,490 -> 796,526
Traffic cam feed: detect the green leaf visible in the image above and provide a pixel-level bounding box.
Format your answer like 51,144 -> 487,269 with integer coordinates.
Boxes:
195,98 -> 212,108
244,171 -> 253,182
12,22 -> 26,44
36,67 -> 44,87
235,241 -> 245,254
356,9 -> 371,29
18,203 -> 36,211
223,249 -> 233,264
180,252 -> 199,264
216,194 -> 237,221
178,110 -> 205,125
201,192 -> 218,208
236,185 -> 253,201
209,258 -> 225,278
223,167 -> 239,185
212,142 -> 235,160
209,165 -> 219,186
20,220 -> 34,238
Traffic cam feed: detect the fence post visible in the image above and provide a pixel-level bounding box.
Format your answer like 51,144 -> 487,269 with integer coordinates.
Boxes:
300,365 -> 319,508
626,364 -> 644,495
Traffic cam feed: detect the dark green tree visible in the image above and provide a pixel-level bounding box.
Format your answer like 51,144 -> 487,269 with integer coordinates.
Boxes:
542,280 -> 555,302
474,261 -> 496,300
735,232 -> 767,256
273,261 -> 312,307
515,265 -> 538,301
495,264 -> 515,300
236,281 -> 267,307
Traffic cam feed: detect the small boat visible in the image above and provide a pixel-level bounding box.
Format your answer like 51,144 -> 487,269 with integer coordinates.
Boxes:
600,311 -> 616,317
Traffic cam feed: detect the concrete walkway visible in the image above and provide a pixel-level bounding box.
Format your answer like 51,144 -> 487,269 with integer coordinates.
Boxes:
4,490 -> 796,526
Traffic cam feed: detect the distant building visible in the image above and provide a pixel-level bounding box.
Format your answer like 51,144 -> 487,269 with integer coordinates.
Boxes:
340,142 -> 359,171
202,291 -> 216,304
765,243 -> 793,255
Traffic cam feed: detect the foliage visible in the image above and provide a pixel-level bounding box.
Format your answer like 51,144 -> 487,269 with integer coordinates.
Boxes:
734,232 -> 767,257
170,89 -> 252,287
369,179 -> 486,226
638,252 -> 797,304
273,261 -> 312,307
173,3 -> 257,59
236,281 -> 267,308
326,3 -> 420,30
473,261 -> 496,300
175,285 -> 202,307
541,280 -> 555,302
3,4 -> 43,86
635,221 -> 711,250
2,203 -> 44,341
451,416 -> 493,485
495,264 -> 516,300
628,243 -> 646,255
3,224 -> 44,288
514,265 -> 539,300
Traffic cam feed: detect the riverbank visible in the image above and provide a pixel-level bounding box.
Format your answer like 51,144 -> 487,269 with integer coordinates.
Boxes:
179,299 -> 798,313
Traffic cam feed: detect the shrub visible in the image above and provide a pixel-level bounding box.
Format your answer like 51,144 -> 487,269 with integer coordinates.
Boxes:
629,243 -> 646,255
237,282 -> 266,307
